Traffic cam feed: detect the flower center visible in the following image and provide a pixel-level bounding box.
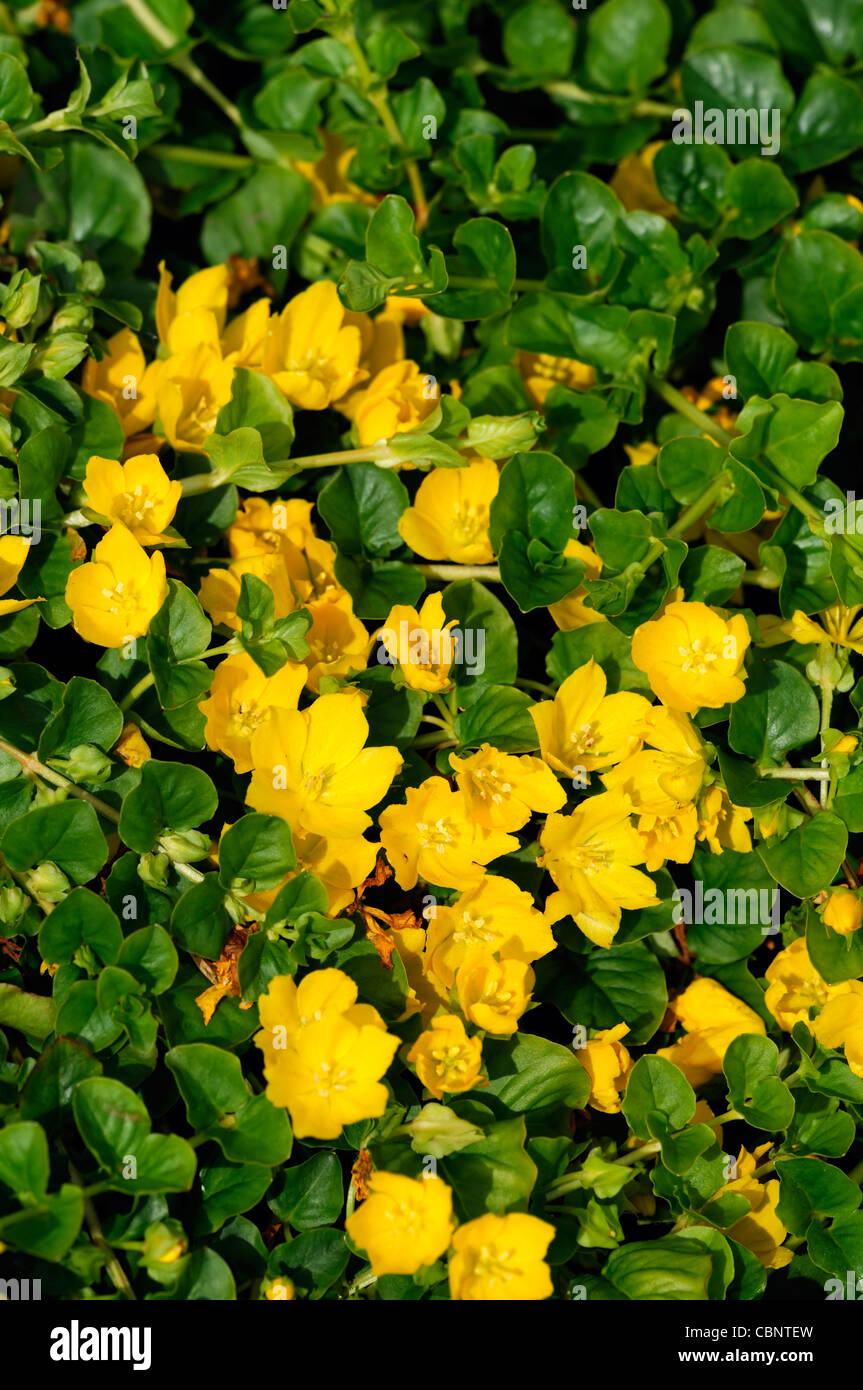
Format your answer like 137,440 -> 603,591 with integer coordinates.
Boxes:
417,818 -> 457,853
677,637 -> 720,676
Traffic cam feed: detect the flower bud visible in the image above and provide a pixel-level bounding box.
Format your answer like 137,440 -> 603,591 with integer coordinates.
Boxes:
49,743 -> 112,785
138,852 -> 171,888
0,882 -> 29,927
24,861 -> 70,904
158,829 -> 212,864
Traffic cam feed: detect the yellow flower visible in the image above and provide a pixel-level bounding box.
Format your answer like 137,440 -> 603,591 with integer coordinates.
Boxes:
456,953 -> 533,1035
656,978 -> 766,1087
538,789 -> 659,948
761,603 -> 863,656
518,352 -> 595,408
303,594 -> 371,692
82,453 -> 182,546
823,886 -> 863,936
264,1279 -> 295,1300
379,778 -> 517,892
623,441 -> 660,467
638,803 -> 699,872
221,298 -> 270,368
425,875 -> 555,988
398,459 -> 499,564
764,936 -> 863,1032
547,540 -> 606,631
717,1146 -> 792,1270
0,535 -> 41,618
228,497 -> 317,557
812,993 -> 863,1077
114,722 -> 151,768
81,328 -> 160,438
294,131 -> 378,209
343,359 -> 438,444
346,1172 -> 454,1275
601,707 -> 707,816
156,343 -> 235,453
448,1213 -> 555,1301
529,658 -> 651,778
696,783 -> 753,854
449,743 -> 566,832
579,1023 -> 632,1113
255,970 -> 399,1139
199,651 -> 306,773
609,142 -> 677,217
248,691 -> 402,838
407,1013 -> 483,1098
631,600 -> 751,713
155,260 -> 228,350
198,552 -> 300,632
291,829 -> 379,915
263,280 -> 365,408
378,592 -> 458,693
65,523 -> 167,648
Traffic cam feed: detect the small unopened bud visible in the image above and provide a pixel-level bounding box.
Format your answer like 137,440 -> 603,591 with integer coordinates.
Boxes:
0,883 -> 29,927
158,830 -> 211,864
263,1278 -> 294,1301
138,852 -> 171,888
24,861 -> 70,904
49,743 -> 112,785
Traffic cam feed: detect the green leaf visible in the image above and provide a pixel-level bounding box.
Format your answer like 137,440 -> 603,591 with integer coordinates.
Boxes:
218,814 -> 295,892
166,1044 -> 292,1166
723,1034 -> 795,1130
318,462 -> 409,558
268,1152 -> 344,1231
757,813 -> 848,899
724,159 -> 798,240
147,581 -> 212,711
776,1156 -> 862,1238
0,1121 -> 49,1197
542,171 -> 623,294
604,1236 -> 715,1299
196,1158 -> 273,1235
119,760 -> 218,853
201,166 -> 311,268
38,887 -> 123,967
622,1055 -> 695,1141
584,0 -> 672,95
503,0 -> 576,79
728,658 -> 819,762
784,73 -> 863,174
484,1033 -> 591,1112
774,232 -> 863,363
2,800 -> 108,883
170,875 -> 232,960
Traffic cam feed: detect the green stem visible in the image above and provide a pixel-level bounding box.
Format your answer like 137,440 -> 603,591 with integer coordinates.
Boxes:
125,0 -> 244,130
516,677 -> 556,697
820,681 -> 834,808
445,275 -> 548,293
119,671 -> 156,714
667,471 -> 734,539
648,375 -> 732,446
760,767 -> 830,782
544,80 -> 679,119
148,142 -> 253,170
0,737 -> 120,824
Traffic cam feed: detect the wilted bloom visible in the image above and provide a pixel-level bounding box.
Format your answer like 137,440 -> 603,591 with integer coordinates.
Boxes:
407,1013 -> 483,1098
456,954 -> 533,1035
378,592 -> 458,692
379,778 -> 517,892
823,886 -> 863,936
398,459 -> 499,564
609,142 -> 676,217
247,691 -> 402,838
344,359 -> 439,444
764,936 -> 863,1033
579,1023 -> 632,1113
631,600 -> 750,713
425,875 -> 555,988
538,789 -> 659,948
81,328 -> 160,437
199,650 -> 306,773
82,453 -> 182,545
657,977 -> 765,1086
263,280 -> 365,408
449,743 -> 566,832
346,1172 -> 454,1275
448,1213 -> 555,1301
529,658 -> 651,777
65,523 -> 167,648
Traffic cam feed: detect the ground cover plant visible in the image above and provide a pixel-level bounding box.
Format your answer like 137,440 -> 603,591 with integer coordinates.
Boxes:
2,0 -> 863,1304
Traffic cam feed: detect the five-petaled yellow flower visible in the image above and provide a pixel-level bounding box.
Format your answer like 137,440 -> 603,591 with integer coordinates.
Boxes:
379,777 -> 517,892
82,453 -> 182,546
65,523 -> 167,648
199,650 -> 306,773
632,600 -> 750,713
448,1213 -> 555,1301
264,280 -> 365,409
398,459 -> 499,564
346,1173 -> 454,1276
407,1013 -> 484,1099
378,592 -> 458,693
81,328 -> 160,438
579,1024 -> 632,1113
530,658 -> 651,777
